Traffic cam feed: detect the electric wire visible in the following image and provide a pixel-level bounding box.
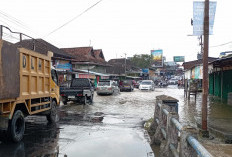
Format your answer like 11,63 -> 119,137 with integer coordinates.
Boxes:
210,40 -> 232,48
44,0 -> 103,38
0,11 -> 29,30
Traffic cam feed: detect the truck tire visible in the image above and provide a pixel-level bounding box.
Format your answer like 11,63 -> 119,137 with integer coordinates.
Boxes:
46,101 -> 58,123
8,110 -> 25,142
63,101 -> 67,105
62,97 -> 67,105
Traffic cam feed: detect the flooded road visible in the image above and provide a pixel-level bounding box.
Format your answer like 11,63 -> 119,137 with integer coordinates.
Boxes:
0,85 -> 231,156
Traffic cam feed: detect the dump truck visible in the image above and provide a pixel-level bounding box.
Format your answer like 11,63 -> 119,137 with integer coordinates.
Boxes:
0,39 -> 60,142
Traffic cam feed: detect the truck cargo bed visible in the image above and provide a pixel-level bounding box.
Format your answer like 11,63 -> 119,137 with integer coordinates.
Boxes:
0,40 -> 20,100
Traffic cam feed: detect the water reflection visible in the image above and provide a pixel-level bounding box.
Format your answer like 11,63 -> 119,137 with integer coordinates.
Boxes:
0,122 -> 60,157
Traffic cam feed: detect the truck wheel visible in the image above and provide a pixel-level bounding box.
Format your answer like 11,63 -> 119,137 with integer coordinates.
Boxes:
62,97 -> 67,105
63,101 -> 67,105
46,101 -> 59,123
8,110 -> 25,142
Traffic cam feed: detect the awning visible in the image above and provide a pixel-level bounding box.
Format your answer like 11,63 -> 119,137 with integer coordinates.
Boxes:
73,69 -> 110,77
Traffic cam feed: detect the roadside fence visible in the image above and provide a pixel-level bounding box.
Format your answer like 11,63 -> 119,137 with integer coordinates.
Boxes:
148,95 -> 212,157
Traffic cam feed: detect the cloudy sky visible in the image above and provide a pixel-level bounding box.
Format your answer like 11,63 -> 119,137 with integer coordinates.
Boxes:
0,0 -> 231,61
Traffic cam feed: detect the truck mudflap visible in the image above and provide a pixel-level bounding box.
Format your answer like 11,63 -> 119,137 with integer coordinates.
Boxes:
0,116 -> 9,130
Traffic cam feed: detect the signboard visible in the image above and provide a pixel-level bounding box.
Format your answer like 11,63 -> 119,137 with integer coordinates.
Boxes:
78,73 -> 95,79
193,1 -> 217,36
191,66 -> 203,79
173,56 -> 185,62
151,50 -> 163,67
142,68 -> 149,73
55,60 -> 72,71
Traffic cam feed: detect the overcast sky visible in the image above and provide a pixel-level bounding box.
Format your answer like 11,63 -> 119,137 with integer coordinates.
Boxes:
0,0 -> 232,61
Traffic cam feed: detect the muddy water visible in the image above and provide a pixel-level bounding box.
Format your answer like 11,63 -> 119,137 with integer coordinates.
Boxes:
0,85 -> 230,156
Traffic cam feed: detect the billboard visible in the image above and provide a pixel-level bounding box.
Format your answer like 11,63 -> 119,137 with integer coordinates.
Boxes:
173,56 -> 185,62
193,1 -> 217,36
151,50 -> 163,67
142,68 -> 149,73
55,60 -> 72,71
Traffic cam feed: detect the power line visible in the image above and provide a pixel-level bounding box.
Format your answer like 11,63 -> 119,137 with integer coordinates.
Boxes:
210,40 -> 232,48
0,11 -> 29,30
44,0 -> 103,38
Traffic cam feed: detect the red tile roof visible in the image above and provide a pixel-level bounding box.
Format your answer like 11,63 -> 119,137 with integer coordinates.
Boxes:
93,49 -> 106,63
61,47 -> 106,63
61,47 -> 96,62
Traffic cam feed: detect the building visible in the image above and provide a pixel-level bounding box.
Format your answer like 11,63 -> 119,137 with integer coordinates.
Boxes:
209,56 -> 232,103
107,58 -> 141,80
182,57 -> 218,94
61,47 -> 111,85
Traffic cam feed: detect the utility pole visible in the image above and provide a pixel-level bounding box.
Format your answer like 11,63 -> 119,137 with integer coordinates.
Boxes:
124,53 -> 127,77
202,0 -> 209,135
88,62 -> 90,79
0,25 -> 2,40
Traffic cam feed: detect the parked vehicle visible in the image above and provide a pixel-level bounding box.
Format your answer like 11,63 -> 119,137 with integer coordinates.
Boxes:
96,80 -> 119,95
0,40 -> 60,142
134,80 -> 142,88
168,78 -> 178,85
158,81 -> 168,87
139,80 -> 155,91
60,78 -> 94,105
119,80 -> 134,92
132,80 -> 137,87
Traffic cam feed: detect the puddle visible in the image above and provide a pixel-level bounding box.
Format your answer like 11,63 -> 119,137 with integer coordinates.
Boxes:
58,125 -> 154,157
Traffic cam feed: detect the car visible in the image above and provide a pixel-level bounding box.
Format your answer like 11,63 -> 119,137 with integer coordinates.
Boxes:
96,80 -> 119,95
119,80 -> 134,92
168,79 -> 178,85
134,80 -> 142,88
139,80 -> 155,91
158,81 -> 168,87
60,78 -> 95,105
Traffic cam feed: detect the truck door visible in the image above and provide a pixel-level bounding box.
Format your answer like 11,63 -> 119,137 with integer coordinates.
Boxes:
51,69 -> 60,104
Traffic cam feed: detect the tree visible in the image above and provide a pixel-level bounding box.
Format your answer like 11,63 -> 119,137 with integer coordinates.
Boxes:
131,54 -> 152,69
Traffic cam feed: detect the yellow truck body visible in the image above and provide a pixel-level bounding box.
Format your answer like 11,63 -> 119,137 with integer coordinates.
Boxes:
0,39 -> 59,142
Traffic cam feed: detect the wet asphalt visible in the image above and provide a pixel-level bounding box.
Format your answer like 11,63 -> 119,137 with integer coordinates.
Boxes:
0,85 -> 231,157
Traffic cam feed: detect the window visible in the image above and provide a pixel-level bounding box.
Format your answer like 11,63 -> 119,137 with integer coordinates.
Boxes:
51,69 -> 58,85
98,81 -> 110,86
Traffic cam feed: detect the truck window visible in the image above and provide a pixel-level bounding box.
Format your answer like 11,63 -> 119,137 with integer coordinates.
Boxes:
71,79 -> 90,87
51,69 -> 58,85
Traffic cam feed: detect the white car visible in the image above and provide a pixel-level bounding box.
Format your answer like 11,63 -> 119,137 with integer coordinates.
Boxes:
139,80 -> 155,91
96,80 -> 119,95
168,79 -> 178,85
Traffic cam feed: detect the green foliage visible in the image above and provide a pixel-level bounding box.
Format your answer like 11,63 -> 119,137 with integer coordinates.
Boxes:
131,54 -> 152,69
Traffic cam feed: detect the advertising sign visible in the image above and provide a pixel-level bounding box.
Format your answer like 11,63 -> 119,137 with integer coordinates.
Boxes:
193,1 -> 217,36
191,66 -> 203,79
142,68 -> 149,73
55,60 -> 72,71
78,73 -> 95,79
151,50 -> 163,67
173,56 -> 185,62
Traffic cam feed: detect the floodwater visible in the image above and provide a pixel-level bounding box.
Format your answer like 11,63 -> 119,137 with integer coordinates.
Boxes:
0,85 -> 231,157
